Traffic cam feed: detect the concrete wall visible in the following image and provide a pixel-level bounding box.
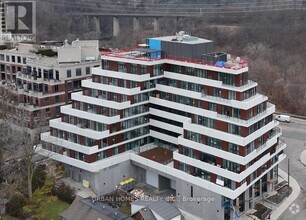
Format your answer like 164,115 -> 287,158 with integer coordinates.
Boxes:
65,161 -> 148,196
146,170 -> 159,188
58,47 -> 82,63
175,178 -> 223,220
161,41 -> 214,61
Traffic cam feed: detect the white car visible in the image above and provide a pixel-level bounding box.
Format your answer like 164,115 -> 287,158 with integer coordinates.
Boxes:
275,115 -> 291,123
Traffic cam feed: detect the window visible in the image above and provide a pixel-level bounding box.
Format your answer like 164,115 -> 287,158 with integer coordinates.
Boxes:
6,55 -> 9,62
86,67 -> 90,75
76,68 -> 81,76
45,108 -> 50,112
12,56 -> 16,63
153,64 -> 163,76
228,90 -> 236,100
228,124 -> 241,135
223,160 -> 240,173
23,57 -> 26,64
55,70 -> 59,80
131,64 -> 137,74
171,65 -> 181,73
56,106 -> 60,115
140,65 -> 146,74
55,95 -> 59,103
207,137 -> 221,149
103,60 -> 109,70
73,80 -> 81,89
229,143 -> 239,154
219,72 -> 234,86
213,88 -> 222,97
66,81 -> 72,90
44,84 -> 48,93
55,85 -> 59,92
195,115 -> 215,128
258,136 -> 264,146
209,103 -> 217,112
118,62 -> 126,72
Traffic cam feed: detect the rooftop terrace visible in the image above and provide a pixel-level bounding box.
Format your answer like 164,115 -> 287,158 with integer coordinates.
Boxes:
101,49 -> 248,70
139,146 -> 174,165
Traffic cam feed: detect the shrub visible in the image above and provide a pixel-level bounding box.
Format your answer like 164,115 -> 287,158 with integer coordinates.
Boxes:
32,164 -> 47,192
52,182 -> 76,204
35,49 -> 57,57
6,193 -> 27,218
0,45 -> 7,50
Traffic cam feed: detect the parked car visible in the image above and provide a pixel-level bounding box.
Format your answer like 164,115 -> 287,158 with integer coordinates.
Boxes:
275,115 -> 291,123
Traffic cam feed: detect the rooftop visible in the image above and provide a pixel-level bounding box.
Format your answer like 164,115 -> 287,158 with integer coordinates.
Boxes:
150,34 -> 213,45
131,200 -> 181,220
61,195 -> 133,220
28,56 -> 58,66
101,50 -> 248,70
139,146 -> 174,165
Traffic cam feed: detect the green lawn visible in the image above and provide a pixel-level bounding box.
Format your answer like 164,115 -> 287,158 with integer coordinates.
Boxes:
41,199 -> 70,220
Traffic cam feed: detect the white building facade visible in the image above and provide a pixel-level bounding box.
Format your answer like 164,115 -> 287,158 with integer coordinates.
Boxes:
39,34 -> 286,220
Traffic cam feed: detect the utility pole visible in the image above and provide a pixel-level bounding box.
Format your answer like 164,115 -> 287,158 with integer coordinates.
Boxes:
288,158 -> 290,197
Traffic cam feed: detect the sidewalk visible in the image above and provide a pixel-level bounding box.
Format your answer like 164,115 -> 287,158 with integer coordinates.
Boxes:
270,168 -> 301,220
240,168 -> 300,220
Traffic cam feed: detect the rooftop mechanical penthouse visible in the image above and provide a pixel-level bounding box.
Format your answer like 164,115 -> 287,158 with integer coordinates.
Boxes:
39,32 -> 286,220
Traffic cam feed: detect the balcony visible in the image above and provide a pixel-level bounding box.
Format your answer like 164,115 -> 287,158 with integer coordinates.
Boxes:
222,80 -> 257,90
217,103 -> 274,126
201,91 -> 267,110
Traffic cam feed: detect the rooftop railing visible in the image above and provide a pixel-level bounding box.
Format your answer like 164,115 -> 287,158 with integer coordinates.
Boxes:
102,50 -> 248,70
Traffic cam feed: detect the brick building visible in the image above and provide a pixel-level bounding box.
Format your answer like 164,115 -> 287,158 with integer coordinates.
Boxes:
0,39 -> 100,128
39,33 -> 286,219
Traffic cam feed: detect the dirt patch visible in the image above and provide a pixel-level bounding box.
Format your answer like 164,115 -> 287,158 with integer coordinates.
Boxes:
139,147 -> 173,164
266,185 -> 292,205
253,203 -> 272,220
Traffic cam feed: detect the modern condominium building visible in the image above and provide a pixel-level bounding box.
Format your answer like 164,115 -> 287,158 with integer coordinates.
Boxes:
39,33 -> 286,220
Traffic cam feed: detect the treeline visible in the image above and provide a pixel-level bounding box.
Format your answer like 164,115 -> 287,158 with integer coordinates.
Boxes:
36,1 -> 306,115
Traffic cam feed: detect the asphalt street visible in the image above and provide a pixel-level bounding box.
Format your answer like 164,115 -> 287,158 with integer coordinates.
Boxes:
277,117 -> 306,220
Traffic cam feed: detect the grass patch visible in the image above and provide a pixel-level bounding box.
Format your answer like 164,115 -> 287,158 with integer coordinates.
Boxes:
1,215 -> 19,220
118,204 -> 131,215
41,199 -> 70,220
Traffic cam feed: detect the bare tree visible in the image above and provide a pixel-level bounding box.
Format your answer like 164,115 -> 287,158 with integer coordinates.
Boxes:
0,94 -> 49,200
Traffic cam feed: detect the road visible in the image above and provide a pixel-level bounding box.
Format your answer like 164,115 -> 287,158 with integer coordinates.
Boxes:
277,117 -> 306,220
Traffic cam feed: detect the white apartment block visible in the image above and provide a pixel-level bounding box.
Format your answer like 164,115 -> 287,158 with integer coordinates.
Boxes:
39,33 -> 286,220
0,39 -> 100,128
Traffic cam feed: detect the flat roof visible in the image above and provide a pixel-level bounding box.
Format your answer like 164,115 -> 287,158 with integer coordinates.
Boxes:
150,35 -> 213,45
27,56 -> 58,66
132,48 -> 162,53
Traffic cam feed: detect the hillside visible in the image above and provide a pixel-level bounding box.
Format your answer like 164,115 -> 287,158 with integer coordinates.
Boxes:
36,0 -> 306,115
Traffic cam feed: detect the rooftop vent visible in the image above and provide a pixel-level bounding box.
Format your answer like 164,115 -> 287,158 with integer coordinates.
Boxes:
175,31 -> 198,42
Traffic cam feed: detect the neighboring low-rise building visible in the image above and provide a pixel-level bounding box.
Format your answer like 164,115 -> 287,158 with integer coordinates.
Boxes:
39,32 -> 286,220
0,39 -> 100,128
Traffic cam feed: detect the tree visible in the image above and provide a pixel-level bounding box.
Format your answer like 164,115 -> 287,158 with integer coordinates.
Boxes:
52,182 -> 76,204
0,90 -> 49,200
32,164 -> 47,192
23,175 -> 57,220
